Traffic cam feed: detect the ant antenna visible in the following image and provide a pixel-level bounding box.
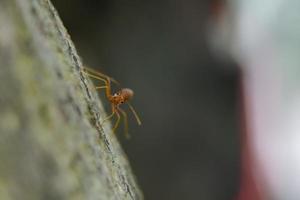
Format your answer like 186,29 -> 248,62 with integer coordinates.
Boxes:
127,102 -> 142,125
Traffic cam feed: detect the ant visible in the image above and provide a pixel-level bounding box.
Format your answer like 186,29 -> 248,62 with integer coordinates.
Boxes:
82,66 -> 141,138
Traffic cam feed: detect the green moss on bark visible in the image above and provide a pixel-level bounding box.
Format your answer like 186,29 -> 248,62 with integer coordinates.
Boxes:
0,0 -> 143,199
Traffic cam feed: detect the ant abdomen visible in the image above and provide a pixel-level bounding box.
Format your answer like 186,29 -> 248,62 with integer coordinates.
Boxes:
120,88 -> 134,101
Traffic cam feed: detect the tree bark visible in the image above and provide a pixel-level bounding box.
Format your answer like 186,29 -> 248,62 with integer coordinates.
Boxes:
0,0 -> 143,199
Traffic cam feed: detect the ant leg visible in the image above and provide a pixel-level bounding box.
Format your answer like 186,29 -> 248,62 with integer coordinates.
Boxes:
112,110 -> 121,133
104,77 -> 111,98
83,66 -> 108,78
95,86 -> 107,90
83,72 -> 109,88
101,109 -> 115,126
117,107 -> 129,138
83,70 -> 110,93
83,67 -> 120,85
82,69 -> 108,84
84,69 -> 112,100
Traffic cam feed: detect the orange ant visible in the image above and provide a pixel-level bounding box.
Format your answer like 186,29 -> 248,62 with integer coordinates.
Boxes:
82,66 -> 141,138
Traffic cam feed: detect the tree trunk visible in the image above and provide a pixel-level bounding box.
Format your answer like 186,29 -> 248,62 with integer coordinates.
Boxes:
0,0 -> 143,199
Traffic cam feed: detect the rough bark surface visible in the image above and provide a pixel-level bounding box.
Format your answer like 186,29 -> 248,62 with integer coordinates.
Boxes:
0,0 -> 143,199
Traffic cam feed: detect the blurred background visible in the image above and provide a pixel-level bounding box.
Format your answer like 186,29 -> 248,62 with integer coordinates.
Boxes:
51,0 -> 239,199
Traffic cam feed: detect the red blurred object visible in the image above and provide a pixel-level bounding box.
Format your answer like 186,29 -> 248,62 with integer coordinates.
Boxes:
237,78 -> 262,200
